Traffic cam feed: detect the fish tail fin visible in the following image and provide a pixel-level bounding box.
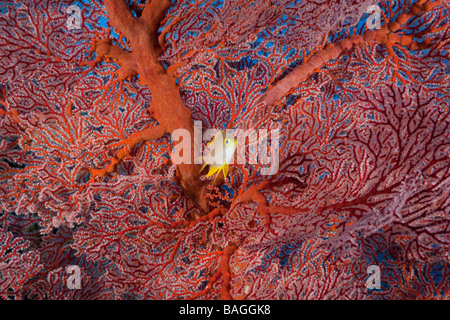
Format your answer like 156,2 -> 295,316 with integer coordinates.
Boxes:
222,164 -> 229,180
205,165 -> 220,178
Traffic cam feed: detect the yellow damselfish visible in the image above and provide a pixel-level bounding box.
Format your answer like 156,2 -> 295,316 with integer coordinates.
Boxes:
200,130 -> 238,182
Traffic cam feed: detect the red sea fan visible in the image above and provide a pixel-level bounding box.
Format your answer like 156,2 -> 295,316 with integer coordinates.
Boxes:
0,0 -> 449,300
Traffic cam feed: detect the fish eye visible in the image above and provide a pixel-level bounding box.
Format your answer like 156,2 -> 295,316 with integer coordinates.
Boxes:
225,138 -> 230,145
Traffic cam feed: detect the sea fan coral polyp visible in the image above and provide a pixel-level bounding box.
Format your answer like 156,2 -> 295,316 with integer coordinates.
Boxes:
0,0 -> 449,300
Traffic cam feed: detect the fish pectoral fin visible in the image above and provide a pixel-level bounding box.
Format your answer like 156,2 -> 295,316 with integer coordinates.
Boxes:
205,165 -> 220,178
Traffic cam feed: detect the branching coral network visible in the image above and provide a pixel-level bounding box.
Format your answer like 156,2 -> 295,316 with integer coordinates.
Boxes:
0,0 -> 449,300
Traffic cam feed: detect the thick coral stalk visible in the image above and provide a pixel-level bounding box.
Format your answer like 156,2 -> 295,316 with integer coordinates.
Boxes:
89,124 -> 166,178
188,243 -> 238,300
259,0 -> 443,107
93,0 -> 208,211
